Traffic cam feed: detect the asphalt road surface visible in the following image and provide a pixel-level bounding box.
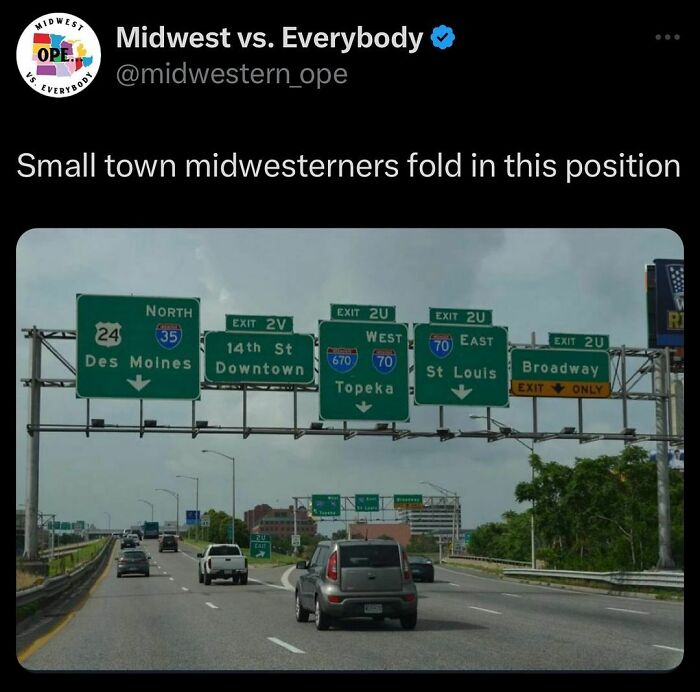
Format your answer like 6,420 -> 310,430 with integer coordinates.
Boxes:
18,540 -> 684,672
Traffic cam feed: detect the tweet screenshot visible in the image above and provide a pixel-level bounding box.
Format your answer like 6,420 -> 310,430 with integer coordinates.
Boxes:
13,8 -> 686,675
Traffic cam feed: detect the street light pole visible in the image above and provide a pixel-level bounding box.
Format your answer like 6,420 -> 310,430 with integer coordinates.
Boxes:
470,414 -> 536,569
202,450 -> 235,544
155,488 -> 180,534
138,499 -> 154,521
176,475 -> 200,540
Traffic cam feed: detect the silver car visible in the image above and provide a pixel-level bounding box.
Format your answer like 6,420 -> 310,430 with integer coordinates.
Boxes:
295,539 -> 418,630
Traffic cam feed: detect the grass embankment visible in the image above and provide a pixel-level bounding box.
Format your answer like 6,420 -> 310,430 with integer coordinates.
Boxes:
16,538 -> 108,591
180,537 -> 298,566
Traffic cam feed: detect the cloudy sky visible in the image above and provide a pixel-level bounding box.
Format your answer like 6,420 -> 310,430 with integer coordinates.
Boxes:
16,228 -> 682,534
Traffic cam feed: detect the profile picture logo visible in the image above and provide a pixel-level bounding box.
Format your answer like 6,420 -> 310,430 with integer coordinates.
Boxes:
16,13 -> 100,97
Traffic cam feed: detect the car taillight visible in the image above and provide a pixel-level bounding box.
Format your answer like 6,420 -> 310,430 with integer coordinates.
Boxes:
244,558 -> 248,568
403,593 -> 416,602
326,551 -> 338,581
402,550 -> 411,580
328,595 -> 342,603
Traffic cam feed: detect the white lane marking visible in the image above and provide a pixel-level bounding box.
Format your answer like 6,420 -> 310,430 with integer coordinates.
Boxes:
469,606 -> 502,615
181,552 -> 197,561
281,565 -> 296,591
606,607 -> 648,615
169,577 -> 175,581
249,578 -> 289,591
181,587 -> 189,592
267,637 -> 306,654
502,593 -> 522,598
205,602 -> 219,609
449,583 -> 461,587
162,572 -> 168,575
653,644 -> 684,653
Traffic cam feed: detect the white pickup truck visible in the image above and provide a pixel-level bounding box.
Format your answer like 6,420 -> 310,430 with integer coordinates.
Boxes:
197,544 -> 248,585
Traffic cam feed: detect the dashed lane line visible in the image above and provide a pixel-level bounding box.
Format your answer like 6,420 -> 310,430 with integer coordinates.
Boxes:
652,644 -> 684,653
267,637 -> 306,654
181,587 -> 189,592
469,606 -> 502,615
502,593 -> 522,598
606,607 -> 648,615
205,602 -> 219,609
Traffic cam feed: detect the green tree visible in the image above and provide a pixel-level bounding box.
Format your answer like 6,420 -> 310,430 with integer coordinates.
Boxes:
407,534 -> 438,553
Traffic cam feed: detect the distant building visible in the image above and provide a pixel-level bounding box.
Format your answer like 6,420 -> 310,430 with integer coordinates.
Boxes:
396,496 -> 461,538
246,504 -> 317,538
349,522 -> 411,547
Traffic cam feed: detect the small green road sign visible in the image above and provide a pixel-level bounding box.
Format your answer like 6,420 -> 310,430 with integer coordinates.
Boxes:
319,319 -> 409,421
331,304 -> 396,322
355,494 -> 380,512
250,533 -> 271,542
394,494 -> 424,509
312,494 -> 342,517
204,331 -> 314,385
225,315 -> 293,333
511,348 -> 611,398
76,294 -> 200,400
291,534 -> 301,547
250,540 -> 272,559
463,531 -> 472,545
413,323 -> 509,407
548,333 -> 610,350
429,308 -> 493,326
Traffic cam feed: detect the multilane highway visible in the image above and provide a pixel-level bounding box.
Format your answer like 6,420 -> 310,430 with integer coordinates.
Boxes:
18,540 -> 683,671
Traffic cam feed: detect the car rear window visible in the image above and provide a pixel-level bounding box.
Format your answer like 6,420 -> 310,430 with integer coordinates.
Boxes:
339,544 -> 400,568
209,546 -> 241,556
122,551 -> 146,561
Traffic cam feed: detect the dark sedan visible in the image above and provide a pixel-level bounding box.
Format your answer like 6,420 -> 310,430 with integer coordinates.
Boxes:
117,548 -> 150,577
120,537 -> 137,549
408,555 -> 435,582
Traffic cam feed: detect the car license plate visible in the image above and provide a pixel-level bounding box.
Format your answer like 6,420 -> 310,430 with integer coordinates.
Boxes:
364,604 -> 382,614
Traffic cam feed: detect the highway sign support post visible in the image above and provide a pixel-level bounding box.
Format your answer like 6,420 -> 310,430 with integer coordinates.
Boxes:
319,312 -> 409,422
76,294 -> 200,400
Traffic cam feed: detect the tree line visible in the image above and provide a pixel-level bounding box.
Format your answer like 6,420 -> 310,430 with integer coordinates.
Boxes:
469,446 -> 684,570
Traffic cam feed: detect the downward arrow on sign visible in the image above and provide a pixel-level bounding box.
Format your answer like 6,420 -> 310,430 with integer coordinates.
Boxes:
356,401 -> 373,413
127,374 -> 151,391
450,385 -> 472,400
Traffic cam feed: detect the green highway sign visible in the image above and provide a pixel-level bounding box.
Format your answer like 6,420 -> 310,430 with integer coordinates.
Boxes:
250,533 -> 271,542
511,348 -> 611,398
312,494 -> 341,517
463,531 -> 472,545
250,540 -> 272,559
429,308 -> 493,326
319,319 -> 409,421
354,494 -> 380,512
204,331 -> 314,385
225,315 -> 293,333
549,333 -> 610,350
76,294 -> 200,400
413,324 -> 509,406
394,494 -> 424,509
331,304 -> 395,322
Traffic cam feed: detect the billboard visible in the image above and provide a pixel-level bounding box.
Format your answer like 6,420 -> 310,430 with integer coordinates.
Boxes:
650,448 -> 684,470
653,259 -> 684,347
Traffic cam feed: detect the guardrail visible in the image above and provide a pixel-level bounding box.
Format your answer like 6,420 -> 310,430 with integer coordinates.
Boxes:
447,554 -> 531,567
16,538 -> 115,610
38,540 -> 101,558
502,568 -> 684,590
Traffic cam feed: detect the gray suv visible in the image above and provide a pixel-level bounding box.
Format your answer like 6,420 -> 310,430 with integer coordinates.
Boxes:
295,539 -> 418,630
